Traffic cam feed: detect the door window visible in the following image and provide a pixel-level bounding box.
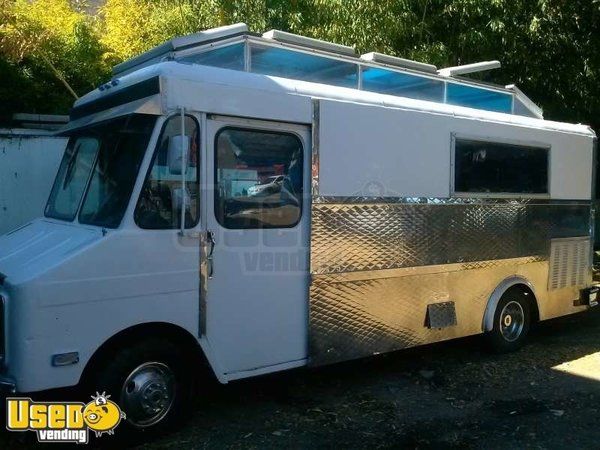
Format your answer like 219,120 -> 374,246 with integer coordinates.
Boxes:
215,128 -> 304,229
135,115 -> 200,229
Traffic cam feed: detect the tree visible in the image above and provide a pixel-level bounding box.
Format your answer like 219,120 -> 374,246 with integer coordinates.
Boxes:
1,0 -> 599,133
0,0 -> 109,120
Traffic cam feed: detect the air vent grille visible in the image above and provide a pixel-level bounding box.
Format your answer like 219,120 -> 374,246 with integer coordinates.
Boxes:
548,238 -> 590,290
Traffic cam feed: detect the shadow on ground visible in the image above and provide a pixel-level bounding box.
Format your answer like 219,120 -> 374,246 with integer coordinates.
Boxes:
2,309 -> 599,449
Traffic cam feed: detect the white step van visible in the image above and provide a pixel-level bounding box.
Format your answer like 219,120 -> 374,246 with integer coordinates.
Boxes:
0,24 -> 597,430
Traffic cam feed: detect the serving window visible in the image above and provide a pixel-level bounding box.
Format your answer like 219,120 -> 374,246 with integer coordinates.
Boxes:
453,138 -> 549,196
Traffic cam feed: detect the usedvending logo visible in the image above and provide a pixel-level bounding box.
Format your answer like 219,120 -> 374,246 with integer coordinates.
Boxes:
6,392 -> 125,444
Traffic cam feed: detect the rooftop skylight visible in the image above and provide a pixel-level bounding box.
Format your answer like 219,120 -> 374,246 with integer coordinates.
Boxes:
113,24 -> 543,119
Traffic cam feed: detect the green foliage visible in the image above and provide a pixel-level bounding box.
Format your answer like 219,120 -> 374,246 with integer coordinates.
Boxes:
0,0 -> 109,120
1,0 -> 600,131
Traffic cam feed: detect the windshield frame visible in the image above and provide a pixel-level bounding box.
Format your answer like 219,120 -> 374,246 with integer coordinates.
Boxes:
44,114 -> 158,228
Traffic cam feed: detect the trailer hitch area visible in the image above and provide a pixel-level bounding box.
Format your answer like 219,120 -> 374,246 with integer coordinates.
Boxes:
579,286 -> 599,307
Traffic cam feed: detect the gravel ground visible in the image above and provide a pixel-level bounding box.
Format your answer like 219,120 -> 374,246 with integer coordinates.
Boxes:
2,307 -> 599,449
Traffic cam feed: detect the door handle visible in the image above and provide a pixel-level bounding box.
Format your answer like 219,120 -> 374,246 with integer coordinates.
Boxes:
207,230 -> 216,257
207,230 -> 216,279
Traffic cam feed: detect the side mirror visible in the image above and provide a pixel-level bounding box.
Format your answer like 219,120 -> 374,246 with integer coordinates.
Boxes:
167,135 -> 190,175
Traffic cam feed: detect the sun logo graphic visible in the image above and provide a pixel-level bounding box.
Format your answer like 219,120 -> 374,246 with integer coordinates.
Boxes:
83,392 -> 126,437
6,392 -> 126,444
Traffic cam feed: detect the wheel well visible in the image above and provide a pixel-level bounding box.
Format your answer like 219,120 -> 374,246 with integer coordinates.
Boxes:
483,279 -> 541,332
79,322 -> 208,386
504,284 -> 540,323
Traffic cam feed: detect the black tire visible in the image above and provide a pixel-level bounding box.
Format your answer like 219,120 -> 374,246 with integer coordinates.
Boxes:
86,338 -> 194,436
486,289 -> 531,353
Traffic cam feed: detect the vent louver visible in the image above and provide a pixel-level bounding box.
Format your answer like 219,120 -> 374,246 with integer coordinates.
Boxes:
548,238 -> 590,290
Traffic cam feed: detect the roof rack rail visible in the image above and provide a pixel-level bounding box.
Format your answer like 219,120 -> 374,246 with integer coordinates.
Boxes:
113,23 -> 249,76
361,52 -> 437,74
438,61 -> 501,77
262,29 -> 356,57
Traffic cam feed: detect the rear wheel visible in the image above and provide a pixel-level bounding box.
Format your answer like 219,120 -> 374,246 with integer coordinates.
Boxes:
486,289 -> 531,353
87,338 -> 193,433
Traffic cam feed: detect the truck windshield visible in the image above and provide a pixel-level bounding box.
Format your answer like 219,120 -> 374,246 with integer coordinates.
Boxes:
45,114 -> 156,227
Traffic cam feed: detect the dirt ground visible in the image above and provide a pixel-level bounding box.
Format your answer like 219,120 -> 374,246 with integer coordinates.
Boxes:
2,308 -> 599,449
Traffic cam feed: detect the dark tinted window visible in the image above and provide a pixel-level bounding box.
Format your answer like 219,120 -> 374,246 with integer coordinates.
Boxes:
135,116 -> 200,229
215,128 -> 303,229
454,139 -> 549,194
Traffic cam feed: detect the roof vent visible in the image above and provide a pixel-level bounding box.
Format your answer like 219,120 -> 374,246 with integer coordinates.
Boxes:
262,29 -> 356,57
438,60 -> 501,77
361,52 -> 437,74
169,22 -> 248,52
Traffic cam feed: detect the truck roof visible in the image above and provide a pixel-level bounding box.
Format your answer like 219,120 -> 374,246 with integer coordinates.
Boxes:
108,23 -> 543,118
73,23 -> 560,121
69,60 -> 594,138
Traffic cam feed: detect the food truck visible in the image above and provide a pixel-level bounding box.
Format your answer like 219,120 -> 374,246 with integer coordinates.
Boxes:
0,23 -> 597,430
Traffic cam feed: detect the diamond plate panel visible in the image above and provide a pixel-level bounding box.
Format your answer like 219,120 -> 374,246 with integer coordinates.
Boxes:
309,198 -> 592,366
311,200 -> 591,275
310,259 -> 551,365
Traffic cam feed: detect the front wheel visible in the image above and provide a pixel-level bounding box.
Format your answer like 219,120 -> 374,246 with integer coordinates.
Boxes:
486,290 -> 531,353
87,338 -> 193,433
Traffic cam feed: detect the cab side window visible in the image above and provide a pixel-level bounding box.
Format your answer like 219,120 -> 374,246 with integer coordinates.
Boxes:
215,128 -> 303,229
135,116 -> 199,229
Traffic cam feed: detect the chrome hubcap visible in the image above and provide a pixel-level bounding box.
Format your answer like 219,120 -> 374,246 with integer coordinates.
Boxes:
499,301 -> 525,342
120,362 -> 175,428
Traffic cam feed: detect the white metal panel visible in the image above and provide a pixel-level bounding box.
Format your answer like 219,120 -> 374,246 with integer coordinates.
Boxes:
202,118 -> 311,376
360,52 -> 437,73
547,131 -> 594,199
438,60 -> 501,77
165,76 -> 313,124
0,132 -> 66,235
0,219 -> 201,392
317,99 -> 594,199
262,29 -> 356,56
0,114 -> 205,393
317,100 -> 451,197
